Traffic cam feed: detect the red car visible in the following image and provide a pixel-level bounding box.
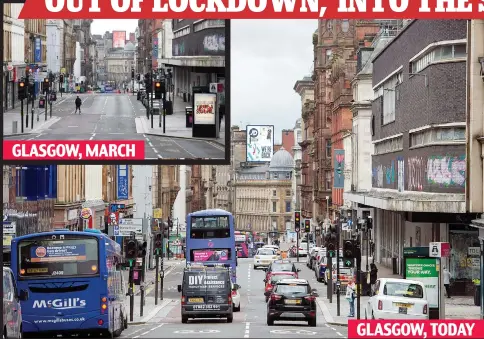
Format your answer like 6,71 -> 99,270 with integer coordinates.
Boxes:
263,260 -> 300,285
264,272 -> 297,302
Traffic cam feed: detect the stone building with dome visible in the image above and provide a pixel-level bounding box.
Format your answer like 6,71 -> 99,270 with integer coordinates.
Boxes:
234,147 -> 294,242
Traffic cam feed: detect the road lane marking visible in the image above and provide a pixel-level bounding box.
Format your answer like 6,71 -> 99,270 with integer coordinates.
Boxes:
89,133 -> 96,140
244,322 -> 250,338
133,323 -> 164,338
325,324 -> 330,327
336,332 -> 343,336
170,138 -> 197,158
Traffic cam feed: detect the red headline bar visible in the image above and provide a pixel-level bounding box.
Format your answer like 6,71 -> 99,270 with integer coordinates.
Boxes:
348,320 -> 484,339
18,0 -> 484,19
3,141 -> 145,161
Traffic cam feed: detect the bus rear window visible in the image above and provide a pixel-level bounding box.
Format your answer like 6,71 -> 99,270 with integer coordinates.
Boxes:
18,237 -> 99,278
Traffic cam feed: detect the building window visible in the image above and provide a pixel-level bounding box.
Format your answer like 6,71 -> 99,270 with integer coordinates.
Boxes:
374,135 -> 403,155
325,171 -> 332,190
410,43 -> 466,74
273,190 -> 277,197
272,202 -> 277,213
376,72 -> 402,125
173,26 -> 190,39
193,19 -> 225,32
410,126 -> 466,148
286,190 -> 291,196
326,139 -> 332,158
285,201 -> 291,212
285,173 -> 291,179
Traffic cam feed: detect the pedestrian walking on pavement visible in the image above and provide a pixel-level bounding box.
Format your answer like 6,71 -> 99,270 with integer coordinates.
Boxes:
75,96 -> 82,114
346,278 -> 356,317
443,266 -> 452,298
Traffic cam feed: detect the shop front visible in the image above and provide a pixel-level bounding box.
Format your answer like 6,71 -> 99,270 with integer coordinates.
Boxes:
81,200 -> 106,230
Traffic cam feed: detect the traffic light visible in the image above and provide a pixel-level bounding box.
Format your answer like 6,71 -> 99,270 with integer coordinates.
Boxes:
60,74 -> 64,83
294,211 -> 301,232
154,81 -> 162,99
43,78 -> 50,93
343,240 -> 355,259
137,241 -> 147,257
126,239 -> 137,259
304,219 -> 310,233
366,216 -> 373,230
144,73 -> 152,93
154,232 -> 163,253
18,80 -> 26,100
131,68 -> 135,79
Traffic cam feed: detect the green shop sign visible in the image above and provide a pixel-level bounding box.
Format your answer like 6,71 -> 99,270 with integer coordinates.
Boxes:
405,258 -> 439,308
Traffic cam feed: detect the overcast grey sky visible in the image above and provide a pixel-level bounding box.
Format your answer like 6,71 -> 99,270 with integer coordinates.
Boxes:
91,20 -> 138,36
231,20 -> 317,143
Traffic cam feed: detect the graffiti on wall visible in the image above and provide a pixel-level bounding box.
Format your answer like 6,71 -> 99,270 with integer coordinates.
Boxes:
407,155 -> 466,191
397,157 -> 404,192
427,155 -> 466,187
407,156 -> 425,191
203,34 -> 225,52
372,160 -> 396,189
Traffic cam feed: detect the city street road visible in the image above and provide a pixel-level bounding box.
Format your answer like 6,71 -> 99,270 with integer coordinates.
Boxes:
120,258 -> 348,338
3,93 -> 225,159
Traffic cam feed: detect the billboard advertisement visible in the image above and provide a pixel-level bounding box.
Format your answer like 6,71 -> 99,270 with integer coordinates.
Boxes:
246,125 -> 274,162
112,31 -> 126,48
194,93 -> 216,125
116,165 -> 128,200
333,149 -> 345,188
193,249 -> 229,262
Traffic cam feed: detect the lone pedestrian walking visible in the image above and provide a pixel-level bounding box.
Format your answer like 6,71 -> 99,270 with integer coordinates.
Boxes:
443,266 -> 452,298
75,96 -> 82,114
346,278 -> 356,317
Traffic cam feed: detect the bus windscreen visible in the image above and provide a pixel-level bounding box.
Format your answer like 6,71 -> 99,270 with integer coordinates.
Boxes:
190,216 -> 230,239
18,237 -> 99,278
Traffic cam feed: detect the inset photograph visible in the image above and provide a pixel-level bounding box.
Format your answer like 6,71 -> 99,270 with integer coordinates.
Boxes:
2,15 -> 228,161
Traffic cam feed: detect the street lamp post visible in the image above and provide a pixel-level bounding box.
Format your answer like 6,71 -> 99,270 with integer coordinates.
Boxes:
326,196 -> 329,219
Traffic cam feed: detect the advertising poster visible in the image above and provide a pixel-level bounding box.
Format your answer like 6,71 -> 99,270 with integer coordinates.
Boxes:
34,38 -> 42,63
112,31 -> 126,48
334,149 -> 345,188
405,258 -> 439,308
30,244 -> 87,263
246,125 -> 274,162
193,249 -> 228,262
194,93 -> 216,125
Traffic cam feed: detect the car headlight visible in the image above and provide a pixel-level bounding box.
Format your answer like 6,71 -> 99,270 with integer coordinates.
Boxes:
255,256 -> 260,259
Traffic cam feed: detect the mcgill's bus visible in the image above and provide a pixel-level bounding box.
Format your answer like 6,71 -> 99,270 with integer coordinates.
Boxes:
185,209 -> 237,282
234,231 -> 249,258
11,229 -> 128,338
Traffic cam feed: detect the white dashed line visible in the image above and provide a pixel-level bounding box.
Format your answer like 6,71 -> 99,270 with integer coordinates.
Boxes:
89,133 -> 96,140
133,323 -> 164,338
336,332 -> 343,336
244,322 -> 250,338
325,324 -> 330,327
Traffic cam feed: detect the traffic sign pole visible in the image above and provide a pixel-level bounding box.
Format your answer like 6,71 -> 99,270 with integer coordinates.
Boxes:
155,249 -> 159,305
128,259 -> 134,322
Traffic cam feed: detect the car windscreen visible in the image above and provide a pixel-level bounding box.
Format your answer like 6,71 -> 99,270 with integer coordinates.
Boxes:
270,275 -> 294,284
18,236 -> 99,278
383,282 -> 424,298
275,284 -> 309,295
257,249 -> 275,256
184,271 -> 228,294
271,263 -> 294,272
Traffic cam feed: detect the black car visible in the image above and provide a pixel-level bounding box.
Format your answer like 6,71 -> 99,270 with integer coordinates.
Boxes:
266,278 -> 318,327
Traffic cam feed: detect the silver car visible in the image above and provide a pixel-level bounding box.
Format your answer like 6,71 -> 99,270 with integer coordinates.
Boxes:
3,267 -> 27,339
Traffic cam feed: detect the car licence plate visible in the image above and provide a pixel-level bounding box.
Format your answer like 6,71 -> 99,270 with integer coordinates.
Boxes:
189,298 -> 204,303
395,303 -> 412,308
398,307 -> 407,314
262,261 -> 269,264
285,299 -> 301,305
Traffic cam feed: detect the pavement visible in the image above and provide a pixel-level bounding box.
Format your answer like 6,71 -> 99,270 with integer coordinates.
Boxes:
133,93 -> 226,146
315,256 -> 481,326
3,92 -> 225,160
119,257 -> 349,338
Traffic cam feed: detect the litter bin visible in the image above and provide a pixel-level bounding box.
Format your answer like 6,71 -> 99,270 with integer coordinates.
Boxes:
475,285 -> 481,306
392,257 -> 398,274
137,91 -> 141,100
185,107 -> 193,128
183,92 -> 187,102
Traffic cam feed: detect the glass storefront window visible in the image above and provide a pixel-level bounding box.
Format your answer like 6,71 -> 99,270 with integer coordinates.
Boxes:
449,224 -> 480,281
